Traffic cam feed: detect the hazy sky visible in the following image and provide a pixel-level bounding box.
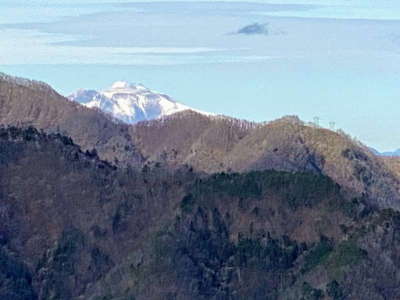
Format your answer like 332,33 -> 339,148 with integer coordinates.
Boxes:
1,1 -> 399,151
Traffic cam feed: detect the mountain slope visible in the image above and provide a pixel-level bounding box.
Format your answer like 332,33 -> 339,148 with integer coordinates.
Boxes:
0,73 -> 399,210
1,126 -> 400,299
382,156 -> 400,178
0,73 -> 143,167
130,113 -> 400,209
69,81 -> 208,124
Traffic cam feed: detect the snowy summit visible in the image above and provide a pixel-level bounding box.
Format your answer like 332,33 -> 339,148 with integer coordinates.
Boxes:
69,81 -> 206,124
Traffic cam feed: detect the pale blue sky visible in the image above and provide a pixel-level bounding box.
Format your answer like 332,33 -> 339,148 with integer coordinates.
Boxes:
1,0 -> 399,151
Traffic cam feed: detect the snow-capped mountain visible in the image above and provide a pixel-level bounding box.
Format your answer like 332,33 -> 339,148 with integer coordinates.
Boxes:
69,81 -> 205,124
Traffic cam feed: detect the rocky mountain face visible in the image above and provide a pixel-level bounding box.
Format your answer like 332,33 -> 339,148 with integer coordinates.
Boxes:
1,74 -> 399,211
1,126 -> 400,299
68,81 -> 207,124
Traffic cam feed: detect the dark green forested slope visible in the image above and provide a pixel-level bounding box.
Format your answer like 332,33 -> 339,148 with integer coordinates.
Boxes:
0,127 -> 400,300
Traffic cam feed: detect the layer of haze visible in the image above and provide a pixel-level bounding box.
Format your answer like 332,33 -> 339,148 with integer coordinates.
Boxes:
1,0 -> 399,151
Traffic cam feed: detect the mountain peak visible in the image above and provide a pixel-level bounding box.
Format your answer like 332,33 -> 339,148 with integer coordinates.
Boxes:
110,81 -> 131,89
109,81 -> 147,91
69,82 -> 208,124
105,82 -> 150,97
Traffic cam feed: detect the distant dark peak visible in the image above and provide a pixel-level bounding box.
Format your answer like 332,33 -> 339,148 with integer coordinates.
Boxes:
368,146 -> 400,157
236,22 -> 269,35
380,149 -> 400,157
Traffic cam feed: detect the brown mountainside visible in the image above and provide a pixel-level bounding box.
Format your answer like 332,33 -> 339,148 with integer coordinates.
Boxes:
383,156 -> 400,178
0,73 -> 143,167
1,126 -> 400,299
131,113 -> 400,209
0,73 -> 399,210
